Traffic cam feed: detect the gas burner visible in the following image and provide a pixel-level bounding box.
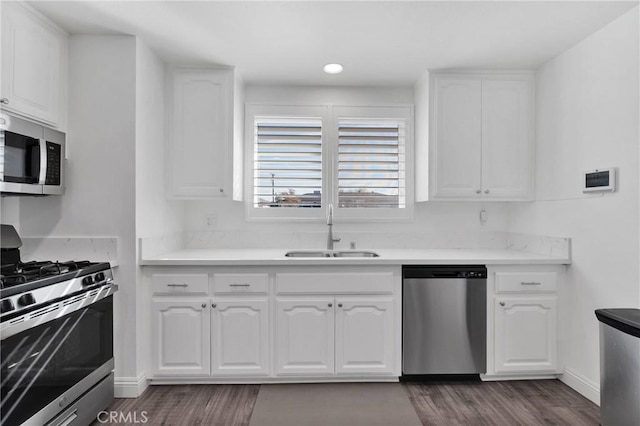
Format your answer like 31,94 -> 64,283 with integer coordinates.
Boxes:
1,260 -> 94,286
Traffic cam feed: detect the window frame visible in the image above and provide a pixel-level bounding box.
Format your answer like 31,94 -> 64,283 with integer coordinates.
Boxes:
244,104 -> 414,222
244,104 -> 329,221
330,106 -> 414,221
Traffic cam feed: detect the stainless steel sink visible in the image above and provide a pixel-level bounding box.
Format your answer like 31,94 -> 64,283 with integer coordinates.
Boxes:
284,250 -> 332,257
333,251 -> 379,258
284,250 -> 379,258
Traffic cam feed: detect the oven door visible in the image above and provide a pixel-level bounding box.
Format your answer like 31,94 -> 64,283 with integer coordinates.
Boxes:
0,296 -> 113,426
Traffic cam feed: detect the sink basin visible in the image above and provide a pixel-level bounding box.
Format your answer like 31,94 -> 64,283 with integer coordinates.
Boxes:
284,250 -> 332,257
284,250 -> 379,258
333,251 -> 379,258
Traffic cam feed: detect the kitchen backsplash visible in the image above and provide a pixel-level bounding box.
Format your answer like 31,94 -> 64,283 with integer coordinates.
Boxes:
139,230 -> 571,260
21,237 -> 118,265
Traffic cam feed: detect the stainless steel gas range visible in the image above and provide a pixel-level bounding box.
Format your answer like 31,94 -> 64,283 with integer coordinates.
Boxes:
0,225 -> 118,426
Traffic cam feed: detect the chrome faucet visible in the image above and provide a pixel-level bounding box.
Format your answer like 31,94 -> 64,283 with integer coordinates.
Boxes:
326,204 -> 341,250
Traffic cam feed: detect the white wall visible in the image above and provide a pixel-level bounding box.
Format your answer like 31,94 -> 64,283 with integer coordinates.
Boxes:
135,42 -> 183,241
0,198 -> 20,230
17,35 -> 140,383
185,84 -> 511,244
509,7 -> 640,402
134,39 -> 183,388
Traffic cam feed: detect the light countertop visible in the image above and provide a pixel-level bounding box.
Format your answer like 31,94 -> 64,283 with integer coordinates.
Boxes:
140,248 -> 570,266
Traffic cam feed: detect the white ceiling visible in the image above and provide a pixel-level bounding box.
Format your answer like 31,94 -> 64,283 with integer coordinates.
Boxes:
29,1 -> 638,86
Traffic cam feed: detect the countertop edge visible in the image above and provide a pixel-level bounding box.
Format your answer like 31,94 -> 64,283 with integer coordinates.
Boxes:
139,257 -> 570,267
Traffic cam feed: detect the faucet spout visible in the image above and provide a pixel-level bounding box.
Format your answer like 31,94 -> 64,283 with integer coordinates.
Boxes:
326,204 -> 340,250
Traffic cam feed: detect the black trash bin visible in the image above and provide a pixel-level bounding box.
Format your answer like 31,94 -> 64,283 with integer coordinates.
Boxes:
595,308 -> 640,426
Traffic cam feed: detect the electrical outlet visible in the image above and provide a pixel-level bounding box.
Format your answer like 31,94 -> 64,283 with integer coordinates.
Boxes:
205,213 -> 218,229
479,209 -> 488,225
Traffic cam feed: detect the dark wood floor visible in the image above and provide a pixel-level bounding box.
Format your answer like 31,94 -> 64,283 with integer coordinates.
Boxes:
92,380 -> 599,426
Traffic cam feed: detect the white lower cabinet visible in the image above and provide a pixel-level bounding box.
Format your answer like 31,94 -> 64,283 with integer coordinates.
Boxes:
211,299 -> 269,375
336,299 -> 395,375
486,266 -> 562,378
147,266 -> 399,381
152,299 -> 211,376
275,297 -> 395,377
276,299 -> 335,375
494,296 -> 558,374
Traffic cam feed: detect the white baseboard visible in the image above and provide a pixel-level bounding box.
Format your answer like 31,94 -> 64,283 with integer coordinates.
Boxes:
115,372 -> 149,398
560,368 -> 600,406
481,374 -> 558,381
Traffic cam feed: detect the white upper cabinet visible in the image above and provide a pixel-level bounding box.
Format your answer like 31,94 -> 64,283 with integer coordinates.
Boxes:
167,68 -> 242,199
481,79 -> 533,199
430,77 -> 482,198
428,72 -> 534,201
1,1 -> 67,128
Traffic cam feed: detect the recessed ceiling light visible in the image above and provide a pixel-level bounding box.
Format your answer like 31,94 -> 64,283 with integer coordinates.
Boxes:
323,63 -> 344,74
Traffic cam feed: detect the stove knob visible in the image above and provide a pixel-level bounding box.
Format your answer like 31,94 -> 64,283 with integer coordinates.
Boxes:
95,272 -> 105,282
17,293 -> 36,307
82,276 -> 95,286
1,299 -> 15,313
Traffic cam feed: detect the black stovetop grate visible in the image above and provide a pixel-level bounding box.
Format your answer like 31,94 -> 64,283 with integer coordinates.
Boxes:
0,260 -> 95,289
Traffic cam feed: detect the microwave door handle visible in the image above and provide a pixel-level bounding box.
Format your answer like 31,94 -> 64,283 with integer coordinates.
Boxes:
38,138 -> 47,184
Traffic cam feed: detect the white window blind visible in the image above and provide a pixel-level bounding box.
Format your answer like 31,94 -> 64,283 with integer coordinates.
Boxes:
253,118 -> 322,208
337,120 -> 406,208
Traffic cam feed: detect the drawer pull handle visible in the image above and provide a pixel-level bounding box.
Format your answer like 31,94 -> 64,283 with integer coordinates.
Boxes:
521,281 -> 542,286
499,302 -> 506,307
229,283 -> 250,287
167,283 -> 188,287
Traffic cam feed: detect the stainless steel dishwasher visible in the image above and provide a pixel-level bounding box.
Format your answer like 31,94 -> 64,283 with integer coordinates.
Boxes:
402,265 -> 487,376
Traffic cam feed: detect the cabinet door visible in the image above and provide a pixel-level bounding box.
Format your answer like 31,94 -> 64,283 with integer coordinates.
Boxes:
211,299 -> 269,376
152,300 -> 211,376
494,297 -> 558,373
168,68 -> 233,198
430,77 -> 482,198
1,2 -> 65,126
481,79 -> 533,199
276,299 -> 335,375
335,299 -> 395,375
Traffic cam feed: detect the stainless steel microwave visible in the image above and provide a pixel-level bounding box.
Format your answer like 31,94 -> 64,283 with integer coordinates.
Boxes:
0,113 -> 65,195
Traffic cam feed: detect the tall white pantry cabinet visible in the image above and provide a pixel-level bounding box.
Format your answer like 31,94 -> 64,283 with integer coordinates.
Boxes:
429,72 -> 534,200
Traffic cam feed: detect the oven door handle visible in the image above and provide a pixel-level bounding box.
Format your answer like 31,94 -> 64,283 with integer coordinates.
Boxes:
0,284 -> 118,340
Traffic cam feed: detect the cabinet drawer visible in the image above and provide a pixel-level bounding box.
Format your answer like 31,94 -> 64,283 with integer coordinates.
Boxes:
152,274 -> 209,295
495,272 -> 557,293
213,273 -> 268,294
276,272 -> 394,294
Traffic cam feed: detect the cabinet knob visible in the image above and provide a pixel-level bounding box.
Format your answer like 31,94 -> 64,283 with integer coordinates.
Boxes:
201,303 -> 207,308
499,302 -> 505,307
328,303 -> 333,307
484,189 -> 490,194
212,303 -> 217,308
338,303 -> 343,308
476,189 -> 481,194
0,98 -> 9,105
219,188 -> 224,193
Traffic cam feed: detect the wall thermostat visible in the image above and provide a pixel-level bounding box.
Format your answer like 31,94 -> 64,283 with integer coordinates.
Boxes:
583,168 -> 616,193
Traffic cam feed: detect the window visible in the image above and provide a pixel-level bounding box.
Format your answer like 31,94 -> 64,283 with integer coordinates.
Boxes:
253,118 -> 322,209
337,120 -> 406,209
245,104 -> 413,221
